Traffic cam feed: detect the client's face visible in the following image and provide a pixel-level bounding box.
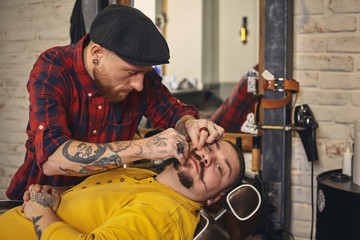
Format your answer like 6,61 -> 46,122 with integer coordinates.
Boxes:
173,140 -> 240,201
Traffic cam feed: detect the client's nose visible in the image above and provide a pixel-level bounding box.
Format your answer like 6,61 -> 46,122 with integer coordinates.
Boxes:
200,156 -> 211,167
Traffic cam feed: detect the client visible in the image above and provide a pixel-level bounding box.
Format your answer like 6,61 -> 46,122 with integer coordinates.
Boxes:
0,139 -> 244,240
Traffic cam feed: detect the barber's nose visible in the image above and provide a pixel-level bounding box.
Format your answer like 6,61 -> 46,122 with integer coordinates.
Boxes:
130,74 -> 144,92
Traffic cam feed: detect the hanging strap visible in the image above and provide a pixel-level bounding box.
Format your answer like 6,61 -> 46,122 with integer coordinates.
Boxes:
261,78 -> 299,109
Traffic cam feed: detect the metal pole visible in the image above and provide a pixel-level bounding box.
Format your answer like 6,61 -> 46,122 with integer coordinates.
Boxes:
261,0 -> 294,239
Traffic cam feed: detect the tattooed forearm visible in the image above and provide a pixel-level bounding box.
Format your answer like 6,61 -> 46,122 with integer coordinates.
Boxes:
106,141 -> 143,155
59,154 -> 123,175
175,116 -> 192,140
32,215 -> 43,240
107,141 -> 131,153
62,140 -> 107,164
147,135 -> 168,149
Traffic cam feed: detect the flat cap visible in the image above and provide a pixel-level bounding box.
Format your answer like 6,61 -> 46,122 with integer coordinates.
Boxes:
90,4 -> 170,66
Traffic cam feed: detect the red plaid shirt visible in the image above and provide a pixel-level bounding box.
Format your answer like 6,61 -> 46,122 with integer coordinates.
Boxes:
211,65 -> 258,133
6,34 -> 198,200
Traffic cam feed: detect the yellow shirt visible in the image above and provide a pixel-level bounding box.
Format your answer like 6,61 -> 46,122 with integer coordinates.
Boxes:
0,168 -> 202,240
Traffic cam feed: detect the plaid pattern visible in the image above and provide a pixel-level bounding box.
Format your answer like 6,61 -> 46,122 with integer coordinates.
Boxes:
6,34 -> 198,200
211,65 -> 258,133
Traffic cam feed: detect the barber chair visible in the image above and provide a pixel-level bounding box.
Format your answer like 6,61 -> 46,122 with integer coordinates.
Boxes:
193,184 -> 261,240
0,184 -> 260,239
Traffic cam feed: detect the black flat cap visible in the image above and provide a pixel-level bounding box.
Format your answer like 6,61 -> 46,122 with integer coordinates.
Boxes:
90,4 -> 170,66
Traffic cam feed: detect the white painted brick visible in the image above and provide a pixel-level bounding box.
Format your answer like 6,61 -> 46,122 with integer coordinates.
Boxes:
309,106 -> 333,122
0,63 -> 33,78
0,132 -> 27,144
314,156 -> 342,174
28,0 -> 46,4
0,52 -> 35,65
335,106 -> 360,123
5,77 -> 25,88
323,140 -> 346,156
296,15 -> 357,33
292,202 -> 312,221
0,7 -> 24,19
1,119 -> 27,132
51,1 -> 76,17
294,0 -> 323,15
18,4 -> 59,18
0,87 -> 27,99
0,0 -> 26,8
290,219 -> 313,237
0,42 -> 25,54
295,54 -> 354,71
3,29 -> 36,42
0,155 -> 24,168
352,91 -> 360,106
38,25 -> 71,41
292,137 -> 311,170
291,170 -> 318,187
329,0 -> 360,13
294,35 -> 324,52
0,108 -> 28,121
0,143 -> 25,156
1,97 -> 28,109
319,72 -> 360,89
317,122 -> 351,138
293,70 -> 318,87
291,185 -> 312,204
326,36 -> 360,53
298,89 -> 349,105
27,40 -> 69,53
27,16 -> 69,30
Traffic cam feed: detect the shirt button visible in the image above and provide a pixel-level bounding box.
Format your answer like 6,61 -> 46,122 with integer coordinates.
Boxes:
93,130 -> 97,134
88,93 -> 92,97
98,105 -> 102,110
120,178 -> 125,182
38,125 -> 44,130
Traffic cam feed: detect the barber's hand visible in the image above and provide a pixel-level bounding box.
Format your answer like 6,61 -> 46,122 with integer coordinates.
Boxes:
185,119 -> 224,150
144,128 -> 189,165
21,184 -> 61,214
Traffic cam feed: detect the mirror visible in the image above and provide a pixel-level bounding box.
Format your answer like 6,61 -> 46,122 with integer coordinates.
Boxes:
155,0 -> 259,101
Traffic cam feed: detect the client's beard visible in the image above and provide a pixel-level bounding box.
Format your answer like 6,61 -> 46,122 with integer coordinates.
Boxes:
173,149 -> 205,189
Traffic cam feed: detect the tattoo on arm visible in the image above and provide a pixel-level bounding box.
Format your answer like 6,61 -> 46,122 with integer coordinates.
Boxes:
60,155 -> 123,176
106,141 -> 143,155
32,215 -> 43,240
62,140 -> 107,164
175,116 -> 191,141
60,140 -> 145,175
147,135 -> 168,149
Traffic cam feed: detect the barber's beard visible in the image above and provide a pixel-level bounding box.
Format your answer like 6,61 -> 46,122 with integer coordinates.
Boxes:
93,69 -> 130,103
174,150 -> 205,189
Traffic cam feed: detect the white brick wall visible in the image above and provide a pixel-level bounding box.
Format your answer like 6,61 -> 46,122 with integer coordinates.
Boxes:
292,0 -> 360,239
0,0 -> 359,240
0,0 -> 74,199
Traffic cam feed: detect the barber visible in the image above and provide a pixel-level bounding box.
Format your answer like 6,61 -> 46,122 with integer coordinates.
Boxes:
6,4 -> 224,200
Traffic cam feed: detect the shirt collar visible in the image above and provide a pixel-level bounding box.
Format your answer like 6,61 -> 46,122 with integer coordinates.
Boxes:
73,33 -> 99,98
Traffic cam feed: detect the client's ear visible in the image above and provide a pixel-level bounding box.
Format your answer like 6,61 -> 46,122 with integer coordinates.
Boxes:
207,192 -> 225,206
